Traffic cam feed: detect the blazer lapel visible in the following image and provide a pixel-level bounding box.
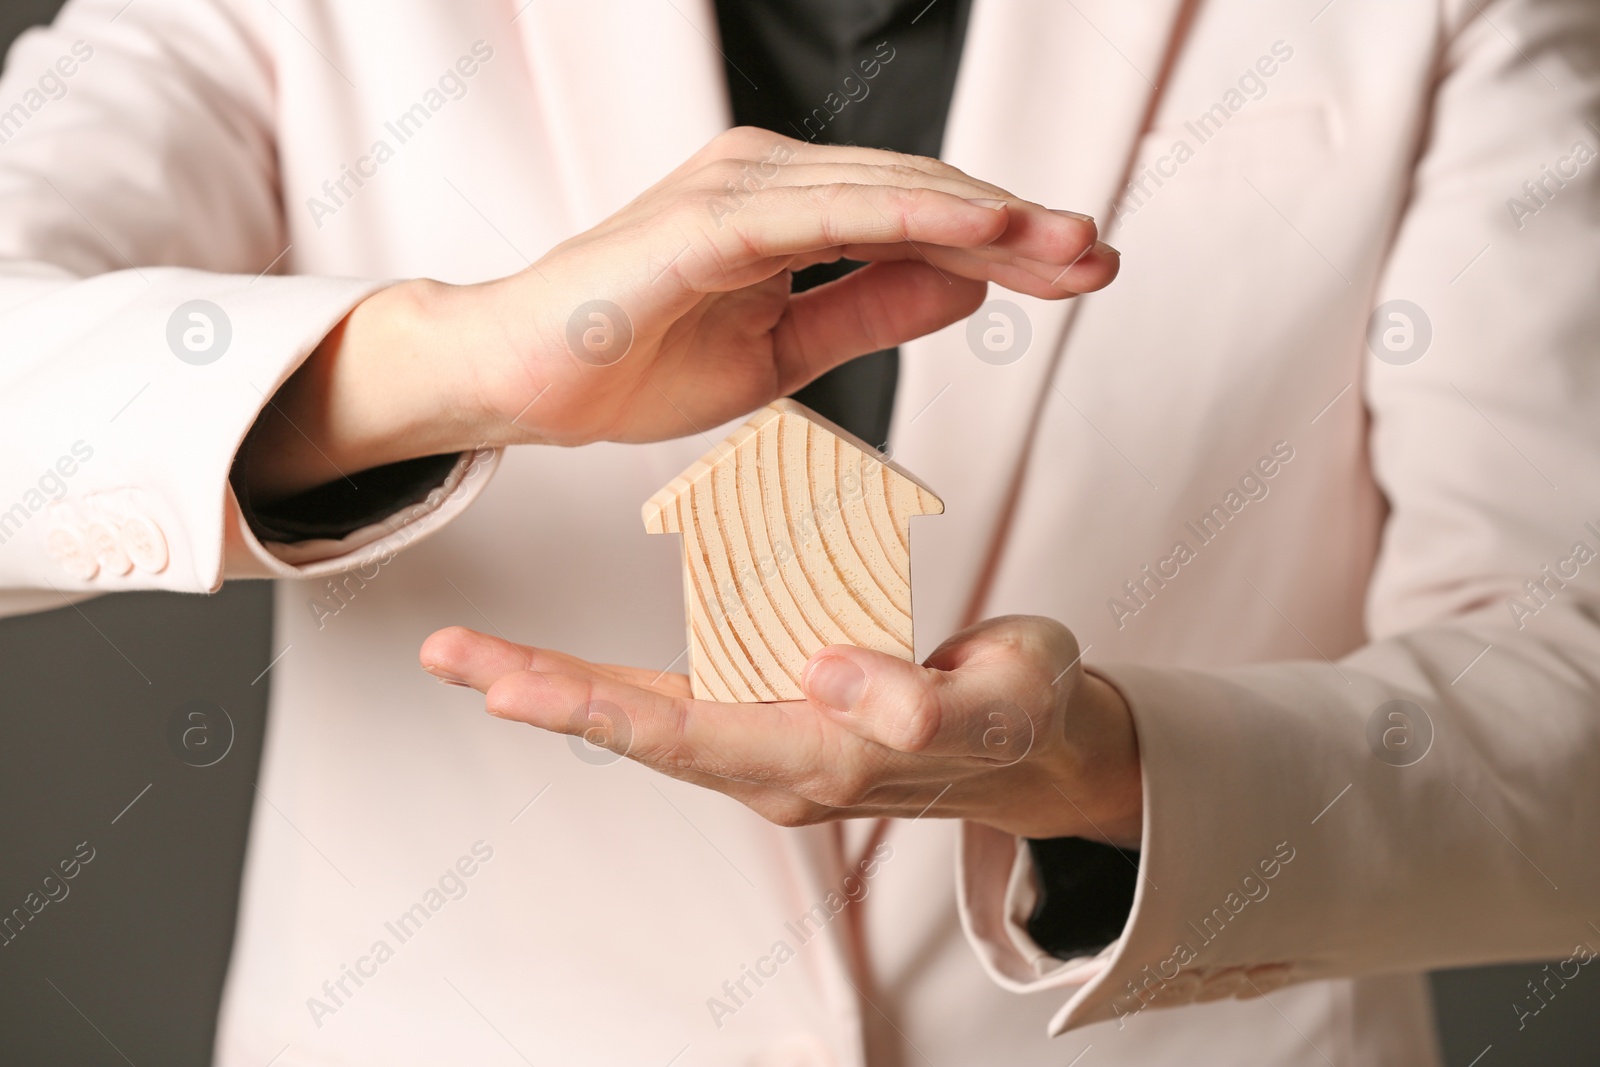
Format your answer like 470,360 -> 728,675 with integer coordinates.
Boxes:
892,0 -> 1193,651
509,0 -> 732,227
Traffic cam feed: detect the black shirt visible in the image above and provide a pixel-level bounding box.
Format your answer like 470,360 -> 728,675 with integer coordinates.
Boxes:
714,0 -> 973,448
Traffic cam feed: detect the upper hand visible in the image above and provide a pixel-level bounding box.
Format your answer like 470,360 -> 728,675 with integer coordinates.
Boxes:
246,129 -> 1118,499
469,128 -> 1120,447
418,615 -> 1143,845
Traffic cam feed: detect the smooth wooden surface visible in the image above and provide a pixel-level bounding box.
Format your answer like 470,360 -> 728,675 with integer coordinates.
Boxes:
644,400 -> 943,701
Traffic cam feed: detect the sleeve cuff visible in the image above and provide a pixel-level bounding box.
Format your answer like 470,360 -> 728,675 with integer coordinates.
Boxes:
957,821 -> 1123,1033
223,447 -> 500,578
237,452 -> 464,544
957,660 -> 1305,1036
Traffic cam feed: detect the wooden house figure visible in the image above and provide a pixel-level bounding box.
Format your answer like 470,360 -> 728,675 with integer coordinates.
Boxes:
643,399 -> 944,702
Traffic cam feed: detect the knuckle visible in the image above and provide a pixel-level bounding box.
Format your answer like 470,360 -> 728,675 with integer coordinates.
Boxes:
712,215 -> 766,265
702,156 -> 751,183
868,146 -> 933,171
811,182 -> 855,210
693,158 -> 757,203
809,183 -> 856,246
668,218 -> 742,288
876,162 -> 925,184
888,183 -> 927,207
715,125 -> 770,155
629,698 -> 691,767
698,128 -> 743,163
921,156 -> 967,180
894,686 -> 945,753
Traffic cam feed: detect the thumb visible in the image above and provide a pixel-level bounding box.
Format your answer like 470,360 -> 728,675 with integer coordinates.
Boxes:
773,261 -> 987,394
800,645 -> 1036,763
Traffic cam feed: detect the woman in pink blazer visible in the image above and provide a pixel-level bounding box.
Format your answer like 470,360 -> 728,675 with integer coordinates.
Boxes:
1,0 -> 1596,1064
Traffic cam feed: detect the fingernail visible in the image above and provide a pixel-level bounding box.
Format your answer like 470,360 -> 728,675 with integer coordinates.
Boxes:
424,665 -> 470,686
965,197 -> 1009,210
1094,240 -> 1121,257
804,656 -> 867,712
1050,209 -> 1095,222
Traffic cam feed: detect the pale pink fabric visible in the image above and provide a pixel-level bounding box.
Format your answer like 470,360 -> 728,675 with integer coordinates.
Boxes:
1,1 -> 1594,1064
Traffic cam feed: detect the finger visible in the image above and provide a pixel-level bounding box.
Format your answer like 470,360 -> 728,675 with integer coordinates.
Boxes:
420,626 -> 691,696
487,666 -> 969,817
558,698 -> 820,815
778,242 -> 1119,299
814,246 -> 1101,301
772,260 -> 987,392
753,164 -> 1102,267
915,245 -> 1119,299
984,205 -> 1102,271
711,132 -> 1018,202
484,658 -> 931,826
1045,241 -> 1121,292
651,129 -> 1110,280
799,617 -> 1072,762
979,239 -> 1121,296
679,184 -> 1009,291
483,665 -> 852,789
754,161 -> 1008,200
780,246 -> 850,274
778,245 -> 1099,299
841,238 -> 1121,297
679,128 -> 1009,197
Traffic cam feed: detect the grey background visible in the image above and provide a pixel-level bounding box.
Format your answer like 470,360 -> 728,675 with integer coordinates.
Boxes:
0,3 -> 1595,1064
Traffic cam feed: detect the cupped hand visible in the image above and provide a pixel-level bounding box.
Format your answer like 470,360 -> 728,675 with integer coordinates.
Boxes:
456,127 -> 1120,446
249,128 -> 1120,501
418,615 -> 1143,845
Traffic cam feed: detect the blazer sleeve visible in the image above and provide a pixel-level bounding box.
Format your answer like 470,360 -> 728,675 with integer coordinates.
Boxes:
958,0 -> 1600,1036
0,0 -> 497,619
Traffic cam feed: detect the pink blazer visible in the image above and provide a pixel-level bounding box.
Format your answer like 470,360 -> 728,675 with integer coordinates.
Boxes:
1,0 -> 1596,1064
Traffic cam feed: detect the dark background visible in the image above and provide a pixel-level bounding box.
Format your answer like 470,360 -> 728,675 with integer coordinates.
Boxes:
0,3 -> 1595,1064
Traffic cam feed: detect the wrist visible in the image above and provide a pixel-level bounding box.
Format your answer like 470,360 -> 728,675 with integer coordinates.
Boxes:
1073,671 -> 1144,848
244,279 -> 482,502
1011,671 -> 1142,848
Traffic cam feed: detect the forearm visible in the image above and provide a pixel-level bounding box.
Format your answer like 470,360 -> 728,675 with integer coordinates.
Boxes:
965,604 -> 1600,1033
1118,612 -> 1598,966
241,279 -> 489,504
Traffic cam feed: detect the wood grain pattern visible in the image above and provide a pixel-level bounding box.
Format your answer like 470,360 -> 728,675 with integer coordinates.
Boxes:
643,399 -> 944,702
